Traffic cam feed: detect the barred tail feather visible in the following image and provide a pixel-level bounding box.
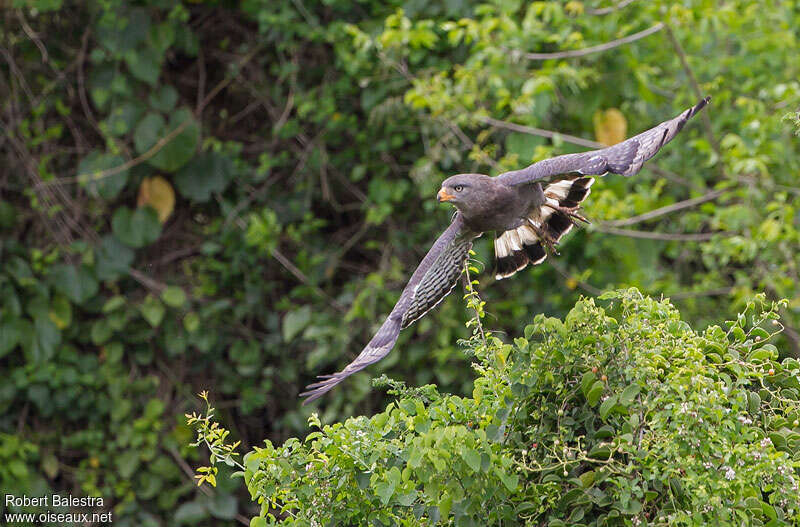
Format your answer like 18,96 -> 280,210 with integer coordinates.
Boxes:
494,224 -> 546,280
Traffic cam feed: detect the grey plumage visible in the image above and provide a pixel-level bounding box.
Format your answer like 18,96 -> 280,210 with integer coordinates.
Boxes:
300,97 -> 709,403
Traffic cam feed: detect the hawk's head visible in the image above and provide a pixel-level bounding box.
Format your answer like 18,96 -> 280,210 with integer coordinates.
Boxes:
437,174 -> 492,213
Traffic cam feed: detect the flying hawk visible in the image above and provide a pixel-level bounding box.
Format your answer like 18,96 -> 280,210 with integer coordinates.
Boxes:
301,97 -> 710,403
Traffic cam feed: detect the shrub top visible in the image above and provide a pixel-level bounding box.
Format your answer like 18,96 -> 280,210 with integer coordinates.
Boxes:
229,290 -> 800,526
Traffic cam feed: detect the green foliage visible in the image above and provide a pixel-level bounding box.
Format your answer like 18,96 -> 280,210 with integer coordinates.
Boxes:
3,0 -> 800,525
234,290 -> 800,526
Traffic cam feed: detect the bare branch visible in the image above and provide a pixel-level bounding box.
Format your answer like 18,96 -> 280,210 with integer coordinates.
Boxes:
593,225 -> 730,241
477,115 -> 604,149
272,247 -> 346,313
548,259 -> 605,296
516,23 -> 663,61
586,0 -> 637,16
36,120 -> 191,189
602,188 -> 725,227
663,24 -> 721,160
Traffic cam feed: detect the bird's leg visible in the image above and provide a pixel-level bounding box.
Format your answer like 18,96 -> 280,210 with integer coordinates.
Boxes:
543,238 -> 560,256
527,222 -> 560,255
542,203 -> 591,224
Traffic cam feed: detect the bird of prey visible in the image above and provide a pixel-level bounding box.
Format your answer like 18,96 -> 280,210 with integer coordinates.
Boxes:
300,97 -> 710,403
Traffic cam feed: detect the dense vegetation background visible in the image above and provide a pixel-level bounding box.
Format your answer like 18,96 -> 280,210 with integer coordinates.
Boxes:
1,0 -> 799,525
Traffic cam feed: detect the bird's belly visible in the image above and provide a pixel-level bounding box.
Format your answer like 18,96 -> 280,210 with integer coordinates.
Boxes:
466,206 -> 529,232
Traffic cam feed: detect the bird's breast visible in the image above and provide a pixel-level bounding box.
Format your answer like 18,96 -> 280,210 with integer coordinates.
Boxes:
463,183 -> 539,233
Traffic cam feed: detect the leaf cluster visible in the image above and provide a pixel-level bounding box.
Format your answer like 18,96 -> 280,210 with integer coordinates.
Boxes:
240,290 -> 800,526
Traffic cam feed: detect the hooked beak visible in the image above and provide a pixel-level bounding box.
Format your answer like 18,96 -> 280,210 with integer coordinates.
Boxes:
437,189 -> 455,202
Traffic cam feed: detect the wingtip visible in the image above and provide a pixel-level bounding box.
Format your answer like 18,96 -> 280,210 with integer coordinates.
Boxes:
691,96 -> 711,115
300,373 -> 346,404
299,384 -> 332,405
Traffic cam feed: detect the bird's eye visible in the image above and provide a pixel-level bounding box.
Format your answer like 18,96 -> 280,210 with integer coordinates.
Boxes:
454,185 -> 464,192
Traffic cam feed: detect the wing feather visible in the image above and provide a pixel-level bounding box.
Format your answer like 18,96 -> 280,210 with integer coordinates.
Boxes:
300,214 -> 477,403
497,97 -> 710,186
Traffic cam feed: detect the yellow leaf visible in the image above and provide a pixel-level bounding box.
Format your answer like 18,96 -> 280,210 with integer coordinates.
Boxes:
137,176 -> 175,223
565,1 -> 584,15
593,108 -> 627,146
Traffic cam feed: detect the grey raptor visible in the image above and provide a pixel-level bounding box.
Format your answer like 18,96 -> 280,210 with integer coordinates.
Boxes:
301,97 -> 710,403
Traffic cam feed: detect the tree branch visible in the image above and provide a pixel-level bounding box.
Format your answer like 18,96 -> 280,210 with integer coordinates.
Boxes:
477,115 -> 604,149
593,225 -> 730,241
663,24 -> 721,160
515,23 -> 663,61
602,188 -> 725,227
586,0 -> 637,16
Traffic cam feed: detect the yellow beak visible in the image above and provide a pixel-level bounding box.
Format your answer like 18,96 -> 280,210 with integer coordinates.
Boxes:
437,189 -> 455,202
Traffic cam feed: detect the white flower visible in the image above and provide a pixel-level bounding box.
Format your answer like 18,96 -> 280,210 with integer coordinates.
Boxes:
760,437 -> 772,448
737,415 -> 752,425
722,466 -> 736,480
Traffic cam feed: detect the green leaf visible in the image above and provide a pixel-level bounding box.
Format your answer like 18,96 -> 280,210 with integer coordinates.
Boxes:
250,517 -> 267,527
174,153 -> 235,202
496,468 -> 519,491
41,452 -> 60,479
183,312 -> 200,333
174,501 -> 207,524
209,494 -> 237,520
581,371 -> 597,396
91,319 -> 113,345
161,286 -> 187,308
112,206 -> 162,248
97,8 -> 150,55
0,316 -> 24,357
461,448 -> 481,473
283,306 -> 311,342
95,235 -> 135,280
124,46 -> 162,85
50,264 -> 98,305
599,394 -> 618,419
588,445 -> 612,460
48,295 -> 72,329
134,109 -> 200,172
396,492 -> 416,507
103,296 -> 127,314
619,384 -> 641,406
748,391 -> 761,414
77,151 -> 129,200
150,22 -> 176,54
116,450 -> 140,478
149,85 -> 178,112
134,112 -> 166,154
140,295 -> 166,327
586,381 -> 604,406
106,101 -> 144,136
579,470 -> 595,488
374,480 -> 396,506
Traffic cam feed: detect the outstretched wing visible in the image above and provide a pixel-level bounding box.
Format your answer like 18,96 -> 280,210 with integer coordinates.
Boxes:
497,97 -> 710,186
300,213 -> 478,404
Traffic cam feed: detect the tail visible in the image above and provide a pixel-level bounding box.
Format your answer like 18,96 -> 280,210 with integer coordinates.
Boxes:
495,223 -> 546,280
495,176 -> 594,280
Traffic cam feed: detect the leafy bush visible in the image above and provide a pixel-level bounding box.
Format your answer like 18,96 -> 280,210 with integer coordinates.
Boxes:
203,290 -> 800,526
